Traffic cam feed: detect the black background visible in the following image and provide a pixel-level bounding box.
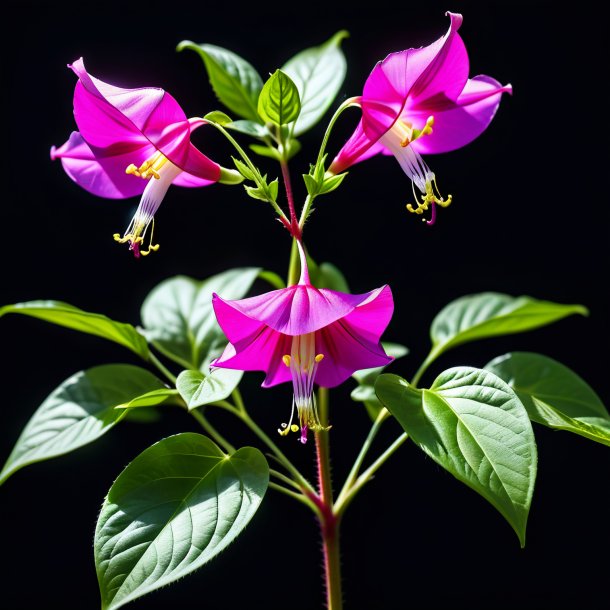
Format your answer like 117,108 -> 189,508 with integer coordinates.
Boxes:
1,1 -> 609,609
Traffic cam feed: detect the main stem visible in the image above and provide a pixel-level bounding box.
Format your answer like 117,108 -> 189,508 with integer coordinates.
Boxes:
315,387 -> 343,610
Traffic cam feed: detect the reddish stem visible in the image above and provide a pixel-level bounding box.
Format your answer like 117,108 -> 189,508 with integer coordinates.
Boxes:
280,160 -> 302,240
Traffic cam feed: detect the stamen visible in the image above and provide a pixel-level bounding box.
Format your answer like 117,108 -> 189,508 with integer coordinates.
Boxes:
282,355 -> 291,367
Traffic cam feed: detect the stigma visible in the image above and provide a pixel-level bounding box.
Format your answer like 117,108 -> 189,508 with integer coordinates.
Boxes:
381,115 -> 452,225
278,333 -> 328,444
114,151 -> 182,257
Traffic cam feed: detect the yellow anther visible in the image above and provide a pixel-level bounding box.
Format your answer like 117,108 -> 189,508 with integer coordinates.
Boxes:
315,354 -> 325,363
290,424 -> 299,433
278,424 -> 290,437
126,151 -> 169,181
125,164 -> 140,176
282,355 -> 291,367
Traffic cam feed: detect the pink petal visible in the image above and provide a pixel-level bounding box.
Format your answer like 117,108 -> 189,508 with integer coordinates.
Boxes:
410,76 -> 512,155
329,119 -> 388,174
360,12 -> 466,140
69,58 -> 219,181
50,131 -> 151,199
214,285 -> 387,337
213,327 -> 293,388
315,320 -> 392,387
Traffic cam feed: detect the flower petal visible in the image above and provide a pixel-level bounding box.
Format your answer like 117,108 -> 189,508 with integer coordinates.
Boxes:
213,327 -> 293,388
70,58 -> 220,182
315,320 -> 392,387
360,12 -> 466,140
214,285 -> 388,337
328,119 -> 388,174
410,76 -> 512,154
51,131 -> 151,199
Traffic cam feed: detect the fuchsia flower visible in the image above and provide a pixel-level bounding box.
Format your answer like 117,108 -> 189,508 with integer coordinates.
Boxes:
329,12 -> 512,224
51,58 -> 239,257
212,243 -> 394,443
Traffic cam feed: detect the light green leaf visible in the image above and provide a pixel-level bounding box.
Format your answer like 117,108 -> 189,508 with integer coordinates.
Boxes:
177,369 -> 243,410
0,365 -> 165,484
177,41 -> 263,122
95,433 -> 268,610
0,300 -> 149,359
376,368 -> 537,546
430,292 -> 587,360
319,172 -> 348,195
116,388 -> 181,410
282,30 -> 349,135
486,352 -> 610,447
226,119 -> 270,139
257,69 -> 301,126
259,270 -> 285,290
232,157 -> 256,180
351,343 -> 409,421
306,259 -> 350,293
203,110 -> 233,125
140,268 -> 260,370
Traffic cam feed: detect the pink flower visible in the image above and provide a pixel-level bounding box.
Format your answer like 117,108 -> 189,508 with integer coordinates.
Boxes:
329,12 -> 512,225
212,243 -> 394,443
51,58 -> 239,257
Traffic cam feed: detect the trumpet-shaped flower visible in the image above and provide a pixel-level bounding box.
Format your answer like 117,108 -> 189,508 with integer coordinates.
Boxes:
329,12 -> 512,224
212,243 -> 394,443
51,58 -> 239,257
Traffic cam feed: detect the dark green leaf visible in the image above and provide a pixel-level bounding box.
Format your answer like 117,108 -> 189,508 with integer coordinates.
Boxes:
0,365 -> 165,484
376,368 -> 537,546
140,269 -> 260,370
257,69 -> 301,126
177,369 -> 243,409
430,293 -> 587,360
177,42 -> 263,122
0,300 -> 149,359
95,433 -> 268,610
486,352 -> 610,446
282,30 -> 348,135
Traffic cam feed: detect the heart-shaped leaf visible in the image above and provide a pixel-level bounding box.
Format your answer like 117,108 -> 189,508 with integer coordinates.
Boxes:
486,352 -> 610,446
95,433 -> 269,610
376,367 -> 537,546
0,365 -> 165,484
140,268 -> 260,370
177,368 -> 243,409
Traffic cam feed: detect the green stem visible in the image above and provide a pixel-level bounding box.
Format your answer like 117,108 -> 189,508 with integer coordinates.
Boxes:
287,238 -> 300,286
190,409 -> 236,454
231,388 -> 246,414
149,351 -> 177,385
334,433 -> 409,517
315,387 -> 343,610
205,119 -> 290,224
334,407 -> 390,509
411,346 -> 442,388
268,481 -> 314,506
299,96 -> 361,229
270,468 -> 302,491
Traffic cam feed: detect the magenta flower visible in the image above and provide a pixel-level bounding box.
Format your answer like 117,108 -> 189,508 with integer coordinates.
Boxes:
329,12 -> 512,224
51,58 -> 239,257
212,243 -> 394,443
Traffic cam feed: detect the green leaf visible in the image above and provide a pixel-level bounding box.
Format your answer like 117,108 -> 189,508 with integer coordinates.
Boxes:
319,172 -> 348,194
486,352 -> 610,447
282,30 -> 349,135
351,343 -> 409,421
176,369 -> 243,410
226,119 -> 270,139
0,365 -> 165,484
203,110 -> 233,125
430,292 -> 587,360
376,368 -> 537,546
249,143 -> 281,161
177,42 -> 263,122
259,270 -> 285,289
140,268 -> 260,370
232,157 -> 256,180
95,433 -> 268,610
257,69 -> 301,126
318,262 -> 350,292
0,300 -> 149,359
116,388 -> 181,409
